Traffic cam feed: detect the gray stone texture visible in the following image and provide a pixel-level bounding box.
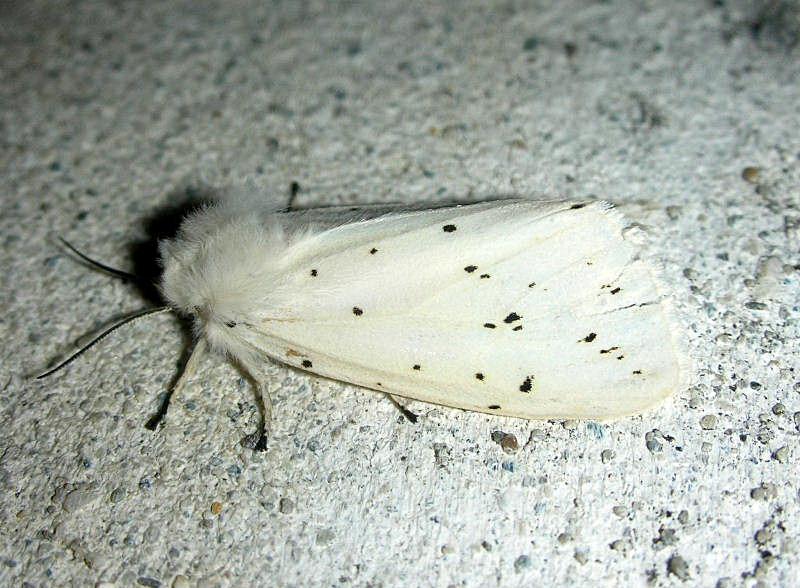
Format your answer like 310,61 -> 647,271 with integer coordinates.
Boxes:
1,1 -> 799,586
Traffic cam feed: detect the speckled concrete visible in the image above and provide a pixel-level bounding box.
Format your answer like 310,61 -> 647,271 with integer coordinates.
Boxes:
2,1 -> 799,586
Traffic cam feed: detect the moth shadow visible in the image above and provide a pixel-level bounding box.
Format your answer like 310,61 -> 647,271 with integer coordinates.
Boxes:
128,185 -> 216,304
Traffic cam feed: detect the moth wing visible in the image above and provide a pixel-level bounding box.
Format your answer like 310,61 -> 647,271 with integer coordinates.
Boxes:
242,200 -> 687,420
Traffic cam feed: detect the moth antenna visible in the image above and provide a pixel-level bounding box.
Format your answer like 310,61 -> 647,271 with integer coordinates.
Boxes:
35,306 -> 173,380
58,236 -> 142,282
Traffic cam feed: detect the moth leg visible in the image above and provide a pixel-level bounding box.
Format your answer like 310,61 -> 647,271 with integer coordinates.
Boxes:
146,338 -> 208,430
385,393 -> 418,424
252,379 -> 273,451
237,359 -> 273,452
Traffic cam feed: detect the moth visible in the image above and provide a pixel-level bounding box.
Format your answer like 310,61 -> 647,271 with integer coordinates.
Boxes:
40,196 -> 688,449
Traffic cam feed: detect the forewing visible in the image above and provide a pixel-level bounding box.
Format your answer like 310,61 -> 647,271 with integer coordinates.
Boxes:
241,200 -> 686,419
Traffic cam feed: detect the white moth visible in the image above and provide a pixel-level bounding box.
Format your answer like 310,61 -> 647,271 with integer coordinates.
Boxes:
43,196 -> 689,447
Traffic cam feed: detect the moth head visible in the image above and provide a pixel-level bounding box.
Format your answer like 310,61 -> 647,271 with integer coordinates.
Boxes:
36,237 -> 233,434
36,232 -> 250,382
37,204 -> 281,382
158,234 -> 238,337
158,206 -> 280,341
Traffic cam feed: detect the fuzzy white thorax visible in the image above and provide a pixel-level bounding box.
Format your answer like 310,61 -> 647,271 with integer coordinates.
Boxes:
159,201 -> 294,360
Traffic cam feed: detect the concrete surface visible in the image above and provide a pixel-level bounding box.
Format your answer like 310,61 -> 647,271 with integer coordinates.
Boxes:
1,1 -> 799,586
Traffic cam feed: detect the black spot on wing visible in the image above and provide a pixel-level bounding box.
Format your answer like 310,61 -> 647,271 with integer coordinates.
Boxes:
413,364 -> 421,370
310,269 -> 318,277
483,323 -> 496,329
488,405 -> 501,410
442,224 -> 457,232
480,274 -> 490,279
225,321 -> 236,328
600,346 -> 620,354
475,372 -> 484,381
610,287 -> 621,295
519,375 -> 534,393
528,282 -> 536,288
352,307 -> 364,316
570,203 -> 587,209
464,265 -> 478,273
581,333 -> 597,343
503,312 -> 522,323
301,359 -> 313,368
632,370 -> 642,375
370,248 -> 378,254
512,325 -> 523,331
